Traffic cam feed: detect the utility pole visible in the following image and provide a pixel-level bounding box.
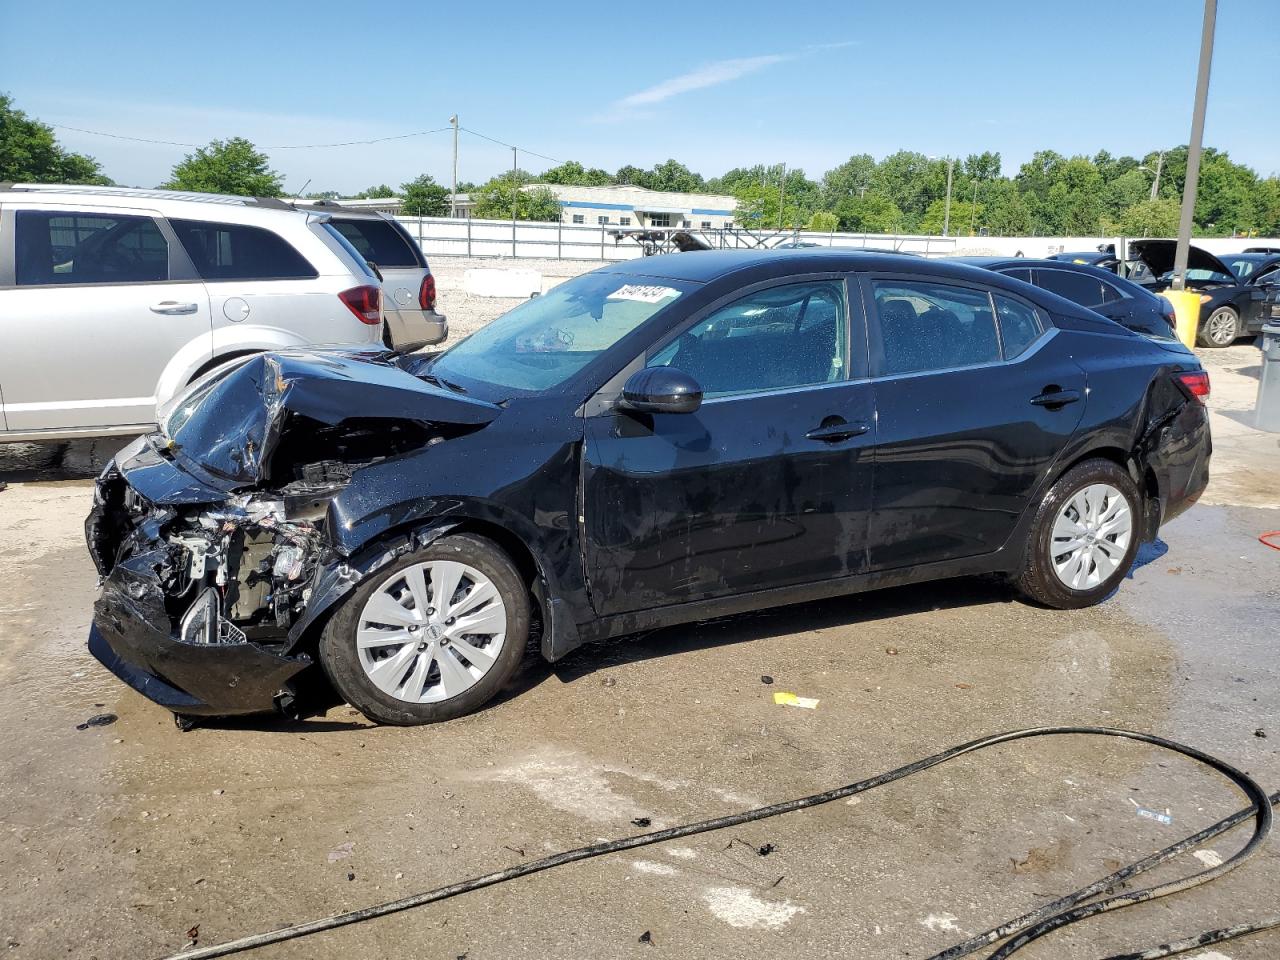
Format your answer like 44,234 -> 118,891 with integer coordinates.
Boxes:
449,114 -> 459,218
1150,151 -> 1164,202
778,162 -> 787,230
942,157 -> 955,237
969,175 -> 979,236
511,146 -> 518,256
1172,0 -> 1216,291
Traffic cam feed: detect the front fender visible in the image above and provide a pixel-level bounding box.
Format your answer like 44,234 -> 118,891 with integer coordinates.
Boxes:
153,326 -> 315,406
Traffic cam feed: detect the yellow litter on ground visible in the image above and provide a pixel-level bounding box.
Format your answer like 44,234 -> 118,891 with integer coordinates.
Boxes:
773,691 -> 820,709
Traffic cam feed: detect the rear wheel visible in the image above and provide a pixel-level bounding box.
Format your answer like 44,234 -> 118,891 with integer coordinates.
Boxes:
1197,306 -> 1239,347
318,534 -> 529,725
1015,459 -> 1141,609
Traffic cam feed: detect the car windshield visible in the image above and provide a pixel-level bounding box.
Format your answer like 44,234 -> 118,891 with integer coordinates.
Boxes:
427,272 -> 693,394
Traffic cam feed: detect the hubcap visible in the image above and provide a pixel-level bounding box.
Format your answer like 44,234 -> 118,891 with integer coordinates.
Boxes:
1207,309 -> 1237,345
1049,483 -> 1132,591
355,560 -> 507,703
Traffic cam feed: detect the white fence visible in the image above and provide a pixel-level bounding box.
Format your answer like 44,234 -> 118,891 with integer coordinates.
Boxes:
394,215 -> 1280,264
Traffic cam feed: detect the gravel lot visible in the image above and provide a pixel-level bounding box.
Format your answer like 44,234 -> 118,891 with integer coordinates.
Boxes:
433,256 -> 600,341
2,320 -> 1278,958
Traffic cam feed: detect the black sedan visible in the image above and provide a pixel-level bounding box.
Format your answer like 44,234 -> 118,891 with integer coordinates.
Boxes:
86,250 -> 1211,725
1130,240 -> 1280,347
954,257 -> 1177,340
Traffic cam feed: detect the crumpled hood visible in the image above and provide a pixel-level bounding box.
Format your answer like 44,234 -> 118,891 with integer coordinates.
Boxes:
1128,240 -> 1236,281
161,348 -> 501,487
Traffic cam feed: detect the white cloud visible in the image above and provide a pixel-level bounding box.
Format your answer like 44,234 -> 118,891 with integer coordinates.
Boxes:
616,54 -> 791,109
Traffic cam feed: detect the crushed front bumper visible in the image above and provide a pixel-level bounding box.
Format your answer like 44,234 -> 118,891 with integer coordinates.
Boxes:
90,546 -> 311,717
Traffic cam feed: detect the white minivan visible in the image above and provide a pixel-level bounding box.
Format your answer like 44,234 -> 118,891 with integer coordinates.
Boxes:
0,184 -> 389,442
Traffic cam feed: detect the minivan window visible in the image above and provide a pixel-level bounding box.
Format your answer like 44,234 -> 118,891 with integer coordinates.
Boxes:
15,210 -> 168,285
329,218 -> 423,268
169,220 -> 317,281
873,280 -> 1000,375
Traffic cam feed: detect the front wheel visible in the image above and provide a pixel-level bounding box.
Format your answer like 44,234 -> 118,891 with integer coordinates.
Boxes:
1197,306 -> 1239,347
1015,459 -> 1142,609
318,534 -> 529,725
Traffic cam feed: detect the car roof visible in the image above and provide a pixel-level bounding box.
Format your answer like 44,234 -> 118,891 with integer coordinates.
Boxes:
0,183 -> 322,227
600,248 -> 1011,284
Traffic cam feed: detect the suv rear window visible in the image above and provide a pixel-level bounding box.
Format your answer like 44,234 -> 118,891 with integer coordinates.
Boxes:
170,220 -> 317,281
328,218 -> 424,268
14,210 -> 168,285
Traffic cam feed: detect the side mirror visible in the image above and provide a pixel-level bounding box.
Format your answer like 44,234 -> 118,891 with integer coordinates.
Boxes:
620,367 -> 702,415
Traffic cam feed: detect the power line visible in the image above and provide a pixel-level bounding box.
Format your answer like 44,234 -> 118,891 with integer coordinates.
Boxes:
50,122 -> 564,162
460,126 -> 562,165
49,124 -> 455,150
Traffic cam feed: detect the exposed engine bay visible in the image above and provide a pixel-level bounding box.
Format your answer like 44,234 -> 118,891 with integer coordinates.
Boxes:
85,348 -> 503,717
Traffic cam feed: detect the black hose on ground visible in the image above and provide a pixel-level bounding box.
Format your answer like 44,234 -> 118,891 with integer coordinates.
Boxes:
159,727 -> 1277,960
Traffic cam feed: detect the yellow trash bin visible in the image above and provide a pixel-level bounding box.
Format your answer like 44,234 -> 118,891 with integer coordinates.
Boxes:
1158,289 -> 1201,349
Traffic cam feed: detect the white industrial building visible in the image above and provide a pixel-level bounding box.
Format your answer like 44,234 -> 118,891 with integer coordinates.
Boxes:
534,183 -> 737,229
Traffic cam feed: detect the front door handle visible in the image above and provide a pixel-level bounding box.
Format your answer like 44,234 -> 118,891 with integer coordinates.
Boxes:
1030,388 -> 1082,408
805,419 -> 870,443
150,301 -> 199,315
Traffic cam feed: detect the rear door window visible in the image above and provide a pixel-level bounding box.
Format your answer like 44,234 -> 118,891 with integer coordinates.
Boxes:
14,210 -> 168,285
1036,268 -> 1106,308
169,220 -> 317,281
328,218 -> 423,268
871,280 -> 1000,375
994,296 -> 1044,359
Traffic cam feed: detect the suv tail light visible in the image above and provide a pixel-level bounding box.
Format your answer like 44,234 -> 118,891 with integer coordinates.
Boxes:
338,285 -> 382,325
1177,370 -> 1210,403
419,273 -> 437,311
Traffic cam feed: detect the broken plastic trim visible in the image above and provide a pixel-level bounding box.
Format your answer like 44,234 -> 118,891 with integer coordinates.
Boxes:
159,727 -> 1276,960
179,588 -> 247,646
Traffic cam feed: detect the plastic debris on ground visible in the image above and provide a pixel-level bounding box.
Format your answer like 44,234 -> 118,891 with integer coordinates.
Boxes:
772,692 -> 819,709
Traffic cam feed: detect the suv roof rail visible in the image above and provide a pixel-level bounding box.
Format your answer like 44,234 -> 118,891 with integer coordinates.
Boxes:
2,183 -> 299,209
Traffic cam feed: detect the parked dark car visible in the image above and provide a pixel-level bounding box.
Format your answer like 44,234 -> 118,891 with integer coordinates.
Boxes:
954,257 -> 1177,339
86,250 -> 1211,726
1130,239 -> 1280,347
1048,246 -> 1156,285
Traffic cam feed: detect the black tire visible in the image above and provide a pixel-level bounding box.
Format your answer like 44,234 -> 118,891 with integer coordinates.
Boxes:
1197,305 -> 1239,348
318,534 -> 529,725
1015,458 -> 1143,610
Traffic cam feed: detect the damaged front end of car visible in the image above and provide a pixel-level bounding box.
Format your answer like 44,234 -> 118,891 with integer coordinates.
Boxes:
86,348 -> 500,719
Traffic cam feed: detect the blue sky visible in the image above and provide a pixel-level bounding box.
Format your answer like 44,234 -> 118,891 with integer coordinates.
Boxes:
4,0 -> 1277,193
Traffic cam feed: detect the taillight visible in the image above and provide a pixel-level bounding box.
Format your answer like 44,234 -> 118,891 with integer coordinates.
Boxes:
338,285 -> 382,325
419,273 -> 437,311
1177,370 -> 1210,402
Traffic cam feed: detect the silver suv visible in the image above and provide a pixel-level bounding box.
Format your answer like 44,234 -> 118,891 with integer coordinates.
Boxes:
292,201 -> 447,351
0,184 -> 388,442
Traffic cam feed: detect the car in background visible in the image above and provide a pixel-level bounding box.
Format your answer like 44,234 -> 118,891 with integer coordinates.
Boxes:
1049,245 -> 1156,285
0,184 -> 385,442
1130,239 -> 1280,347
86,249 -> 1210,725
952,257 -> 1177,340
291,201 -> 446,350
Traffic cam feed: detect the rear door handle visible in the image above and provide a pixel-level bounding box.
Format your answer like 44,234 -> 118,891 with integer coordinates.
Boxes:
1030,388 -> 1082,408
150,301 -> 199,315
805,420 -> 870,442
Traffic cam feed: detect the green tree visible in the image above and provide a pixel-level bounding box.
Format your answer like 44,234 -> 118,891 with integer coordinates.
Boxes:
0,93 -> 111,184
920,198 -> 978,235
539,160 -> 614,186
354,184 -> 396,199
821,153 -> 877,208
305,189 -> 340,200
833,193 -> 903,233
1115,198 -> 1181,237
646,158 -> 705,193
807,210 -> 839,232
163,137 -> 283,196
615,164 -> 651,187
471,175 -> 561,221
400,174 -> 448,216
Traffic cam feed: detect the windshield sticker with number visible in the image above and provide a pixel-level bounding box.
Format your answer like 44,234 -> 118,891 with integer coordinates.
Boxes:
606,284 -> 682,304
